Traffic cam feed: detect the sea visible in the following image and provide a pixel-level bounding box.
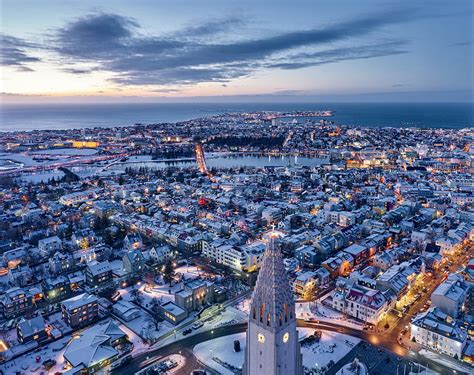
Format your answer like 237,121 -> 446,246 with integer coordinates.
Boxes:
0,102 -> 472,132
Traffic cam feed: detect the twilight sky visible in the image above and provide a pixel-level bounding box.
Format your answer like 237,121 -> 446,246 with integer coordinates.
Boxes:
1,0 -> 473,103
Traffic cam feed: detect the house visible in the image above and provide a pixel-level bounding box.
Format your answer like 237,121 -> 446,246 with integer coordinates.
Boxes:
38,236 -> 62,257
423,252 -> 443,271
123,250 -> 145,275
112,300 -> 141,321
314,267 -> 331,286
332,280 -> 390,325
61,293 -> 98,328
63,320 -> 128,372
436,236 -> 461,257
159,301 -> 188,325
175,279 -> 214,312
49,252 -> 74,274
322,253 -> 353,278
43,275 -> 72,303
431,274 -> 468,318
342,244 -> 368,265
149,245 -> 172,263
376,263 -> 416,299
293,272 -> 317,297
85,261 -> 113,291
295,245 -> 319,268
123,233 -> 143,251
8,264 -> 33,286
373,251 -> 396,272
17,316 -> 47,344
410,307 -> 467,358
0,287 -> 35,319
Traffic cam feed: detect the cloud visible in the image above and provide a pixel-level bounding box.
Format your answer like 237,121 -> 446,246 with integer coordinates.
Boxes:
3,8 -> 419,86
62,67 -> 98,74
0,33 -> 41,71
451,39 -> 473,47
266,41 -> 408,70
54,13 -> 138,59
173,17 -> 244,39
48,10 -> 416,87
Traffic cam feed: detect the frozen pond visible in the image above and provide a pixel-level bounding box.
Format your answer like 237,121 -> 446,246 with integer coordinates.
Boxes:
108,154 -> 330,172
30,148 -> 98,156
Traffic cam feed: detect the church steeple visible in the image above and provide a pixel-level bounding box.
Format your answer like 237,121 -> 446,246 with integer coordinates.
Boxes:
249,232 -> 295,332
243,230 -> 303,375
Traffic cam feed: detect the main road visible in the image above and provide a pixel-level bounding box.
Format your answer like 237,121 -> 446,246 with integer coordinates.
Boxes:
112,318 -> 467,375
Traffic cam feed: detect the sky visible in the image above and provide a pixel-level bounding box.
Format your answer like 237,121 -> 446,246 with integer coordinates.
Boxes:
1,0 -> 473,103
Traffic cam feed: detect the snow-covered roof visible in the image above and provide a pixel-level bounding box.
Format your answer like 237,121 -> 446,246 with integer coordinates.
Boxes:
87,260 -> 112,276
63,320 -> 126,368
62,293 -> 98,311
18,316 -> 45,337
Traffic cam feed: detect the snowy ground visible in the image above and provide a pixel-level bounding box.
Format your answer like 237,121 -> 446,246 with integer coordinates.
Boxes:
235,297 -> 250,315
193,332 -> 246,375
118,308 -> 188,342
0,333 -> 72,375
296,299 -> 364,330
193,328 -> 360,375
139,282 -> 179,306
174,265 -> 206,280
299,328 -> 360,371
203,306 -> 247,330
119,309 -> 161,340
117,322 -> 148,355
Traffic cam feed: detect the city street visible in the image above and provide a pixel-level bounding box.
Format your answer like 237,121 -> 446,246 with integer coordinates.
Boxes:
113,316 -> 469,375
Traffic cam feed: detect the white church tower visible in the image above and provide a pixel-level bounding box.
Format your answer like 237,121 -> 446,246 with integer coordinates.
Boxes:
243,231 -> 303,375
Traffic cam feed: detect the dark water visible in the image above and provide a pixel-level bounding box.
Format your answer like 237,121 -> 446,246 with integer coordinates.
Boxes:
0,102 -> 472,131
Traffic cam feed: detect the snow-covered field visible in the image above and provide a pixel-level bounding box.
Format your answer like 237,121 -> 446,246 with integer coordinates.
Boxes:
0,333 -> 72,375
201,306 -> 247,330
299,328 -> 359,371
193,328 -> 360,375
118,322 -> 148,355
174,265 -> 206,280
235,297 -> 250,314
194,332 -> 246,375
31,148 -> 98,156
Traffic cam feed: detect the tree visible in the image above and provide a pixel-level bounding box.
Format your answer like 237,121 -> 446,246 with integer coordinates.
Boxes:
163,260 -> 175,286
303,281 -> 317,301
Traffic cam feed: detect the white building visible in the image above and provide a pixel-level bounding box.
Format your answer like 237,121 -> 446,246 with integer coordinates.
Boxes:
431,273 -> 468,318
436,236 -> 461,257
38,236 -> 62,257
293,271 -> 317,297
49,252 -> 73,274
149,245 -> 172,263
202,239 -> 266,272
332,280 -> 390,325
410,307 -> 467,358
243,233 -> 303,375
59,190 -> 98,206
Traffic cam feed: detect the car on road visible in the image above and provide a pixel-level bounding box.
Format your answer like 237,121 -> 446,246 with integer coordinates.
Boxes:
183,328 -> 192,336
192,321 -> 204,330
